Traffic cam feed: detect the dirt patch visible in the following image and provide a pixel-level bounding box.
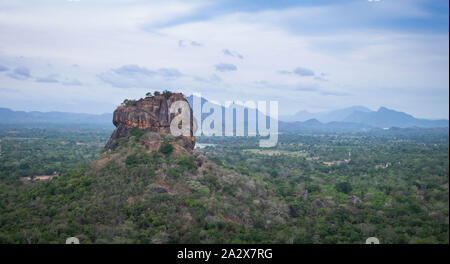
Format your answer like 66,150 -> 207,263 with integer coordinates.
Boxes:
20,174 -> 59,182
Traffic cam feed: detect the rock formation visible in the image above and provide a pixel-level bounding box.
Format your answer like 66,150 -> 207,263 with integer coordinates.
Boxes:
348,195 -> 362,205
294,189 -> 309,199
312,198 -> 326,208
105,93 -> 195,150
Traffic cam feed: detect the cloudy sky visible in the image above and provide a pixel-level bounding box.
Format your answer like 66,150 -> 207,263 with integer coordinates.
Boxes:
0,0 -> 448,119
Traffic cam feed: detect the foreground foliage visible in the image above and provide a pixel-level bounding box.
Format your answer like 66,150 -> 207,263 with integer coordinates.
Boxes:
0,127 -> 448,244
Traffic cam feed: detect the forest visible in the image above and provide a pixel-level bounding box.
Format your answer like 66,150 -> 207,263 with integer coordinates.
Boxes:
0,126 -> 448,244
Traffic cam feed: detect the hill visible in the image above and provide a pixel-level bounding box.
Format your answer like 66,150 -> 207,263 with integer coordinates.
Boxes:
280,106 -> 372,123
2,99 -> 447,132
344,107 -> 449,128
0,107 -> 113,126
280,106 -> 448,129
0,92 -> 447,244
0,93 -> 286,243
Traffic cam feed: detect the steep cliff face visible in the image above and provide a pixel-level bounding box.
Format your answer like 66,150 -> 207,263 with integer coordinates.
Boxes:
105,93 -> 195,150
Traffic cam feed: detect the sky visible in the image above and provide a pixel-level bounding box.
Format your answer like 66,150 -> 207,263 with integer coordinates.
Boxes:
0,0 -> 448,119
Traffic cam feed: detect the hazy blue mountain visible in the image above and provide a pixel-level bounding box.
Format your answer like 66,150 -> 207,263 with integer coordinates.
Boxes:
186,95 -> 277,136
0,107 -> 113,126
1,100 -> 447,131
300,118 -> 322,127
280,105 -> 448,129
186,96 -> 378,133
317,106 -> 372,123
279,110 -> 315,122
280,106 -> 372,122
344,107 -> 449,128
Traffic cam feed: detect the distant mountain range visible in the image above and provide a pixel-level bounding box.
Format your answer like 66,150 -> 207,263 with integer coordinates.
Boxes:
0,107 -> 113,127
1,98 -> 448,132
280,106 -> 372,123
280,106 -> 448,129
186,96 -> 448,132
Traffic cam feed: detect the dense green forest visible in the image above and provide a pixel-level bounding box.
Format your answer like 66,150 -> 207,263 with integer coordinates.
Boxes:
0,126 -> 448,243
0,127 -> 111,185
197,131 -> 449,243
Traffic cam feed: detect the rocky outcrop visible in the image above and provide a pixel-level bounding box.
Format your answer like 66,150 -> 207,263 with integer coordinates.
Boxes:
348,195 -> 362,205
105,93 -> 195,150
312,198 -> 326,208
294,189 -> 309,199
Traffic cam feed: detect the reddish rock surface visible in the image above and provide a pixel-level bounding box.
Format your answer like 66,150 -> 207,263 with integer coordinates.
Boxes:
105,93 -> 195,150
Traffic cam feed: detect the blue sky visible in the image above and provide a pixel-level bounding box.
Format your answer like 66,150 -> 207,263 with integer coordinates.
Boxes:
0,0 -> 448,119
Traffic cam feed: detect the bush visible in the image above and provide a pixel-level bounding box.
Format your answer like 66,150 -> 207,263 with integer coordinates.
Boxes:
129,127 -> 145,140
121,99 -> 137,106
268,168 -> 278,178
211,157 -> 223,166
162,90 -> 172,99
188,180 -> 210,196
335,182 -> 352,194
177,156 -> 196,171
98,148 -> 106,155
305,183 -> 321,193
167,167 -> 180,179
125,154 -> 138,166
159,140 -> 173,155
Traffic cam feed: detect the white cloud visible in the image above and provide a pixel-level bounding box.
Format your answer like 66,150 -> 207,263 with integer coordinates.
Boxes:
0,0 -> 447,119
